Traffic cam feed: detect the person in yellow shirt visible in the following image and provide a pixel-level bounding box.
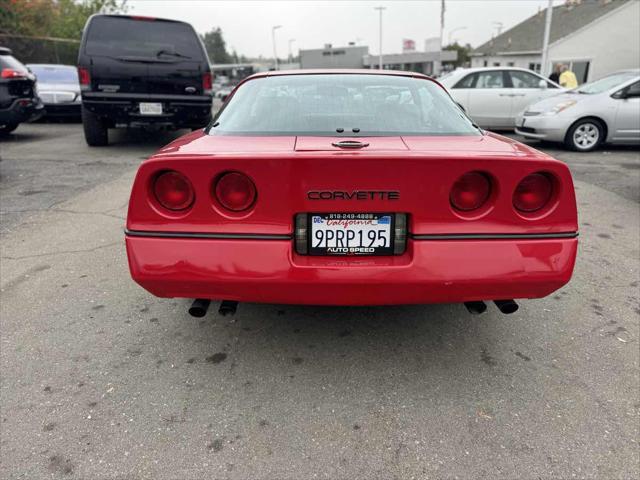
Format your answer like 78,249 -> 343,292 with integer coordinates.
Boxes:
559,64 -> 578,89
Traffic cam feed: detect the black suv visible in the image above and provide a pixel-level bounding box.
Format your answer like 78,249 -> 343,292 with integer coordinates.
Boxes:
78,15 -> 213,146
0,47 -> 44,135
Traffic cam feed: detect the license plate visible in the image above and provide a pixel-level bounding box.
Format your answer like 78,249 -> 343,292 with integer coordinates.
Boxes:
139,102 -> 163,115
309,213 -> 394,256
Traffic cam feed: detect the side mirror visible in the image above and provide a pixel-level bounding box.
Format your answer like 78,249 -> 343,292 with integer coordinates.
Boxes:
538,79 -> 548,89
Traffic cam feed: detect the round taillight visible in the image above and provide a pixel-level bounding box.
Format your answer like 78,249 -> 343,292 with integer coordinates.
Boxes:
450,172 -> 491,211
513,173 -> 553,213
153,171 -> 195,211
215,172 -> 257,212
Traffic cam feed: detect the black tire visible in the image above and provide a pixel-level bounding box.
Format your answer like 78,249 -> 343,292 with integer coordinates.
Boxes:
82,106 -> 108,146
564,118 -> 604,152
0,122 -> 19,135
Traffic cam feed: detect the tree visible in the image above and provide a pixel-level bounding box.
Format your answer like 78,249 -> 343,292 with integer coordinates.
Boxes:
0,0 -> 127,38
443,42 -> 472,68
200,27 -> 231,64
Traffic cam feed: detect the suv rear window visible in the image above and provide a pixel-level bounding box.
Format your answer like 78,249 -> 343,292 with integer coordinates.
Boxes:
84,16 -> 205,61
0,54 -> 28,73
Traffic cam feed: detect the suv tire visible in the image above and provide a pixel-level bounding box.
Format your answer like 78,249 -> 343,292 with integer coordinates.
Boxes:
82,106 -> 108,146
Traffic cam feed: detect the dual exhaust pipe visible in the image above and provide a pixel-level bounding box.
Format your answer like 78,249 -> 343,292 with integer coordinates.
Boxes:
465,299 -> 519,315
189,298 -> 517,318
188,299 -> 238,318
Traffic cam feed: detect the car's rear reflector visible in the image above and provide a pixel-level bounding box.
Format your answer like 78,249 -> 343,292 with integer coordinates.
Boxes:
77,67 -> 90,86
1,68 -> 27,79
202,72 -> 213,93
450,172 -> 491,212
215,172 -> 257,212
513,173 -> 553,213
153,171 -> 195,211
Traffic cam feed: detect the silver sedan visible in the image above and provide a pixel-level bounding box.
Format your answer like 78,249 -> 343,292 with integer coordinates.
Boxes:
515,70 -> 640,151
27,64 -> 81,119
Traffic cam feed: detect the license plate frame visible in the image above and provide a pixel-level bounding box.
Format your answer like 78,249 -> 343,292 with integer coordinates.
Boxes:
307,212 -> 395,256
139,102 -> 163,115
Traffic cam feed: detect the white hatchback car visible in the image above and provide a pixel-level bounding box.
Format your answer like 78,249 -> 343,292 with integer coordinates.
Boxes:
515,70 -> 640,151
439,67 -> 563,130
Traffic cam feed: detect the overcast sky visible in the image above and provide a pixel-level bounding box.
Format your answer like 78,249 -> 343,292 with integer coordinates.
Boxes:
128,0 -> 563,58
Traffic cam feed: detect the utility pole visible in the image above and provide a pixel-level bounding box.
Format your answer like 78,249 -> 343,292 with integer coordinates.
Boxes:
540,0 -> 553,76
288,38 -> 296,63
438,0 -> 445,75
374,6 -> 385,70
272,25 -> 282,70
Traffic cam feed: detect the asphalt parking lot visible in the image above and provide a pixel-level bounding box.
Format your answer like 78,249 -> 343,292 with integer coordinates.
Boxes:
1,123 -> 638,479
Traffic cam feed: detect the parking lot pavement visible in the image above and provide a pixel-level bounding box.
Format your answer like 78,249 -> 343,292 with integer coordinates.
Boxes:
1,123 -> 638,479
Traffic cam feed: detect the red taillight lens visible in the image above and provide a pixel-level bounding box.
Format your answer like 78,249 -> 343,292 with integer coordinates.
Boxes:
1,68 -> 27,79
77,67 -> 90,86
450,172 -> 491,211
202,72 -> 213,91
513,173 -> 553,213
153,171 -> 195,211
215,172 -> 257,212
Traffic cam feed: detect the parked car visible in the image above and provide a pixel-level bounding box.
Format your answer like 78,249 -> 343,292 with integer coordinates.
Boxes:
125,70 -> 578,317
27,64 -> 81,119
516,70 -> 640,151
77,14 -> 214,146
439,67 -> 563,130
0,47 -> 44,135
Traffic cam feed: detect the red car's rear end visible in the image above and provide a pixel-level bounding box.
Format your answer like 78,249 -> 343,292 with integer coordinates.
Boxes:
125,71 -> 578,312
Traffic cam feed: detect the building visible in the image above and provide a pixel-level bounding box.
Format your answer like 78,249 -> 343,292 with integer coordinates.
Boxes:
470,0 -> 640,83
299,45 -> 369,69
299,43 -> 457,75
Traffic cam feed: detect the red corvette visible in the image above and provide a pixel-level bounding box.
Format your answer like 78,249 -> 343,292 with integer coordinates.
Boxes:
125,70 -> 578,316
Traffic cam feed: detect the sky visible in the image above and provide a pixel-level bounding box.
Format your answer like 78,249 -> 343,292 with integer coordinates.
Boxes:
127,0 -> 564,59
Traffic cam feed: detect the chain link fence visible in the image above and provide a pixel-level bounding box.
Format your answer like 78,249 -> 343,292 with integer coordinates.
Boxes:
0,34 -> 80,65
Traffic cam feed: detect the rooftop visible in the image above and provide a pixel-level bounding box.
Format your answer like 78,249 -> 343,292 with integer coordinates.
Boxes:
473,0 -> 630,56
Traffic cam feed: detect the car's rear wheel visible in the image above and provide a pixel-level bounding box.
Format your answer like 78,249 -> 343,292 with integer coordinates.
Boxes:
565,118 -> 604,152
82,106 -> 108,146
0,122 -> 19,135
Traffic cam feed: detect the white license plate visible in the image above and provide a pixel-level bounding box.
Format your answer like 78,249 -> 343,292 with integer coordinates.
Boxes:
309,213 -> 393,256
139,102 -> 163,115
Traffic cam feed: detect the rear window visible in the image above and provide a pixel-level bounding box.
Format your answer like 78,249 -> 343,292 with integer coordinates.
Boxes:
84,16 -> 205,61
0,54 -> 28,73
29,66 -> 78,84
210,74 -> 479,137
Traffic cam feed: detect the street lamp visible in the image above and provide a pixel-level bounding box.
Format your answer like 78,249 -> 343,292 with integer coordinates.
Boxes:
448,26 -> 467,45
272,25 -> 282,70
288,38 -> 296,63
374,6 -> 385,70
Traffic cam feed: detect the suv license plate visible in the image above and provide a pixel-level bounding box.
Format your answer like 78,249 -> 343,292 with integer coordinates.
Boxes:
139,102 -> 163,115
309,213 -> 394,256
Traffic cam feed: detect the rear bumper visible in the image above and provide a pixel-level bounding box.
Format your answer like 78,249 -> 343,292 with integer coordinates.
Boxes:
81,92 -> 212,127
125,234 -> 578,306
0,97 -> 45,125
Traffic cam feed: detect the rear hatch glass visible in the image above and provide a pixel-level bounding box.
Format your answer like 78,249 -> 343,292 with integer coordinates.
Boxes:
84,16 -> 205,62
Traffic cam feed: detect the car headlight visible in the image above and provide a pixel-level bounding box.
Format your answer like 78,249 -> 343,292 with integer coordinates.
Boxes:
542,100 -> 577,116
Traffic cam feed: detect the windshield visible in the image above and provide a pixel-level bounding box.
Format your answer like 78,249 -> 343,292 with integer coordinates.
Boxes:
210,74 -> 479,136
0,54 -> 28,73
29,65 -> 78,84
576,71 -> 639,94
85,16 -> 205,61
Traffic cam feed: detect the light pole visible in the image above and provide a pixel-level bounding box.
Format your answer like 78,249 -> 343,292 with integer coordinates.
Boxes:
288,38 -> 296,63
540,0 -> 554,76
272,25 -> 282,70
374,6 -> 385,70
448,26 -> 466,45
